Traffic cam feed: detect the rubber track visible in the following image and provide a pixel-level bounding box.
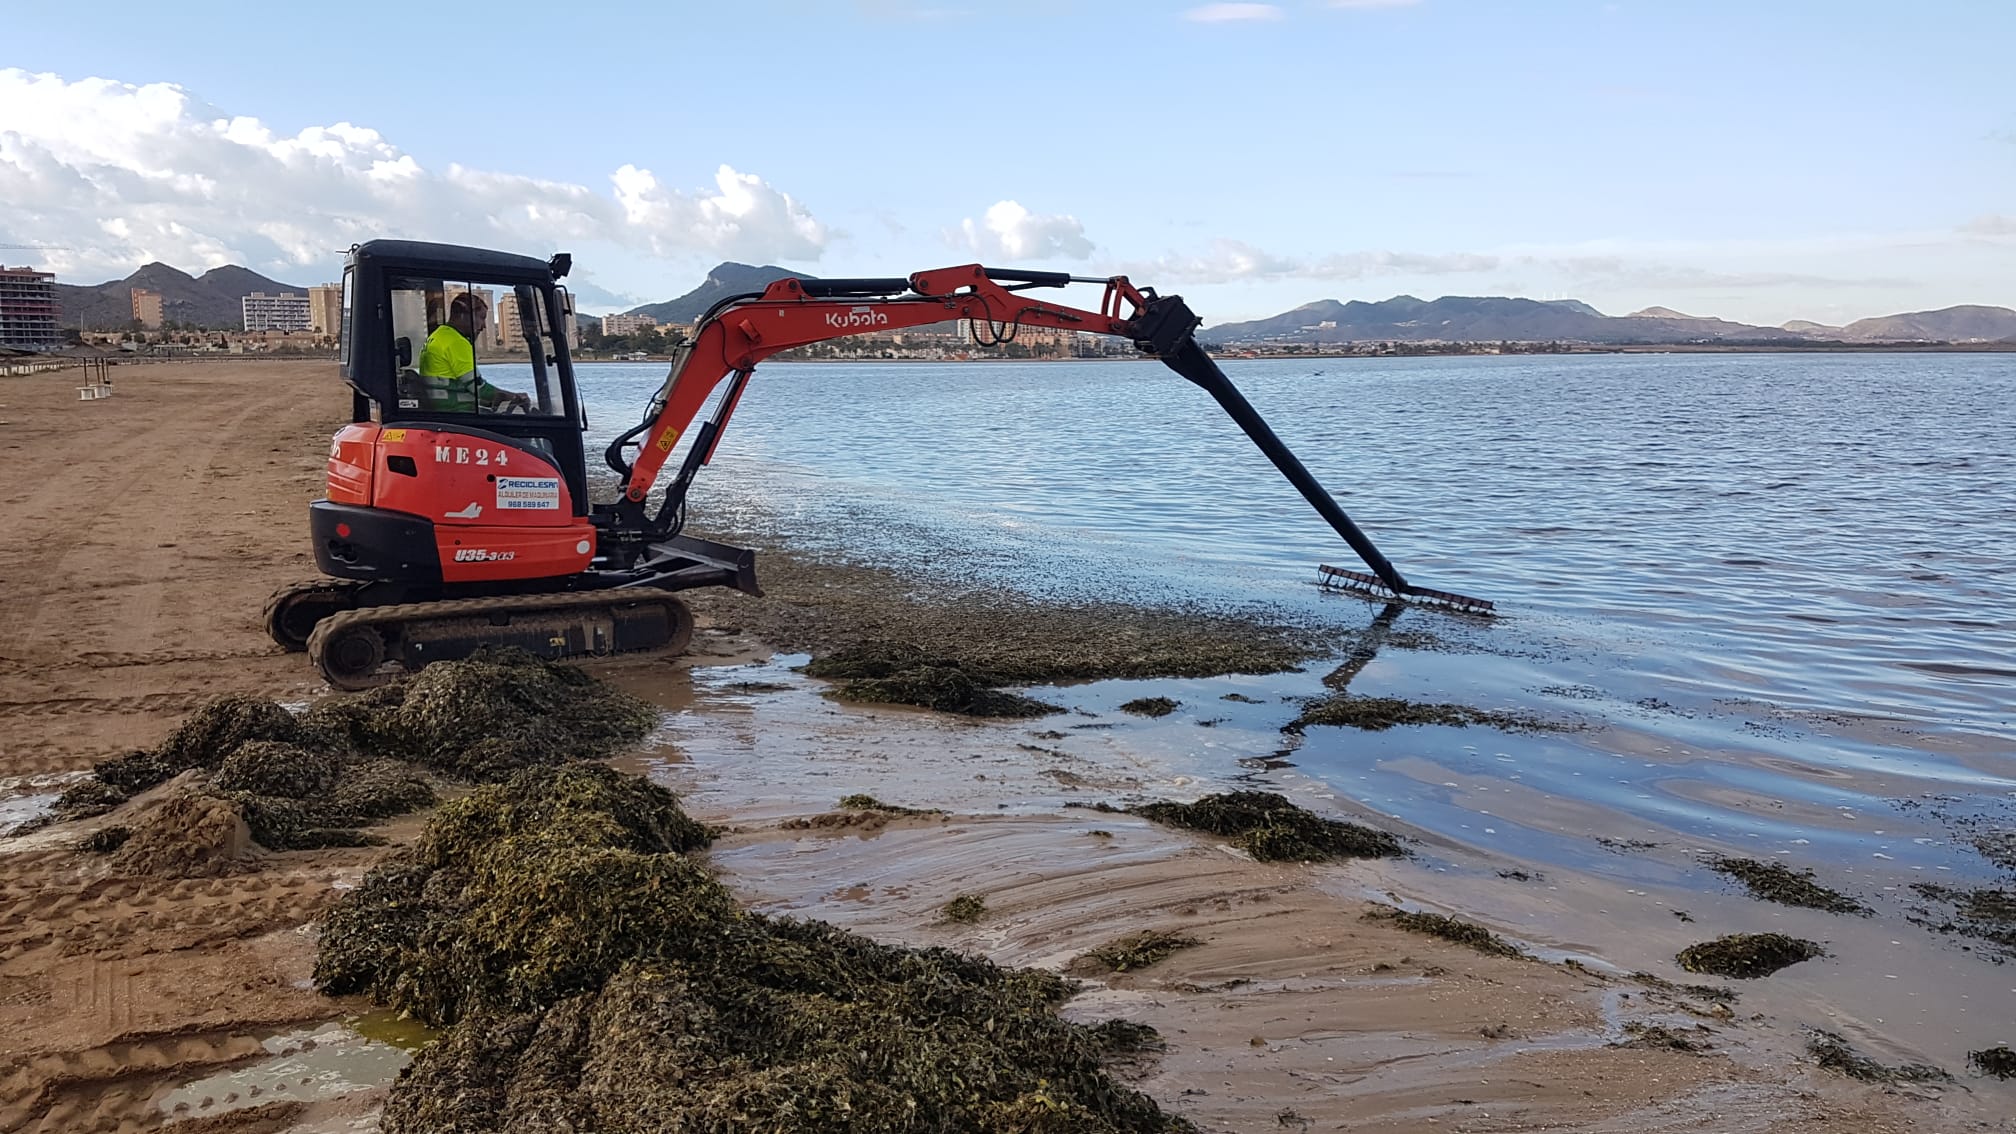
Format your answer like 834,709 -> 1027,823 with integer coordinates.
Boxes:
261,577 -> 368,651
305,590 -> 694,686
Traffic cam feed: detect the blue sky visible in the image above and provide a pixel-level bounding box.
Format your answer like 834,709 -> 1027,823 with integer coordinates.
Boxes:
5,0 -> 2012,325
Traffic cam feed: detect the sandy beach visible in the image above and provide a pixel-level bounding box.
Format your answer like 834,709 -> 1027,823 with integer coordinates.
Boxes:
0,360 -> 2004,1132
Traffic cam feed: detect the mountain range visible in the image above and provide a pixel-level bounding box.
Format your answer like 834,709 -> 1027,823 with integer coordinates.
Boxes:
1199,296 -> 2016,346
55,263 -> 310,329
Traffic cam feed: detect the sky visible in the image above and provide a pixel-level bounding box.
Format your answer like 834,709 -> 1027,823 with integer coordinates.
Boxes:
4,0 -> 2013,326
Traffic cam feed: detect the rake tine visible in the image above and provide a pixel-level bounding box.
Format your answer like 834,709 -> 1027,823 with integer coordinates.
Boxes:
1317,565 -> 1495,616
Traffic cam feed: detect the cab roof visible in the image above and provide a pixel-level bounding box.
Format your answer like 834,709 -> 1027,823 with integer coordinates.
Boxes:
348,239 -> 559,284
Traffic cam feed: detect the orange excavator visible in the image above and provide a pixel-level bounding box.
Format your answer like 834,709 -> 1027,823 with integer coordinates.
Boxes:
269,239 -> 1489,689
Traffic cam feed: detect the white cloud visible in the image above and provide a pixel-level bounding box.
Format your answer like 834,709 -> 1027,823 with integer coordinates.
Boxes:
1184,4 -> 1284,22
0,69 -> 829,282
1124,238 -> 1495,284
1960,214 -> 2016,237
952,201 -> 1094,260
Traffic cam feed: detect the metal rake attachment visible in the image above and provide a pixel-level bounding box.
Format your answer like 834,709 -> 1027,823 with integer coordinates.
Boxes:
1318,564 -> 1496,616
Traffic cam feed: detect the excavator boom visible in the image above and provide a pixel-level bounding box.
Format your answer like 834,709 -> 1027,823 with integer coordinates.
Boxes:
609,264 -> 1491,615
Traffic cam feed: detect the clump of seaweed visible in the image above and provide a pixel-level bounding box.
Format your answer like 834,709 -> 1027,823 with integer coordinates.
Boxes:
1120,697 -> 1179,718
1613,1022 -> 1714,1053
1285,693 -> 1561,735
1676,933 -> 1823,979
940,893 -> 987,924
215,741 -> 342,799
828,665 -> 1062,718
317,762 -> 1188,1133
1806,1030 -> 1951,1084
1364,906 -> 1525,958
1969,1045 -> 2016,1079
1629,971 -> 1737,1004
1129,791 -> 1404,862
1707,856 -> 1865,915
1069,930 -> 1202,974
75,826 -> 132,854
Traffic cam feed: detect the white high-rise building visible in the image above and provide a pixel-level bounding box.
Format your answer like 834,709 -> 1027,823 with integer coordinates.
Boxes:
241,292 -> 312,332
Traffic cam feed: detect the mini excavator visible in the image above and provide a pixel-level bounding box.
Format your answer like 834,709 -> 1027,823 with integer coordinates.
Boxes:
269,239 -> 1490,689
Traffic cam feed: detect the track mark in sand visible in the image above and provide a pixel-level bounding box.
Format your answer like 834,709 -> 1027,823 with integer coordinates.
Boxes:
0,692 -> 210,721
0,1027 -> 271,1134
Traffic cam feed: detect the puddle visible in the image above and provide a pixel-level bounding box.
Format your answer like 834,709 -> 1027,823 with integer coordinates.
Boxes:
154,1019 -> 412,1120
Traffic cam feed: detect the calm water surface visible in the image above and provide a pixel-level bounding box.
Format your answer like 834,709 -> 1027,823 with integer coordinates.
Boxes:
567,353 -> 2015,884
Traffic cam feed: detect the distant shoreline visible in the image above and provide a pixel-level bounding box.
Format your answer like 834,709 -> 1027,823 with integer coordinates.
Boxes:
567,341 -> 2016,365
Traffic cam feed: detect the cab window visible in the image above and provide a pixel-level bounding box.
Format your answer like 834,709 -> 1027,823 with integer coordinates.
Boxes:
386,277 -> 560,417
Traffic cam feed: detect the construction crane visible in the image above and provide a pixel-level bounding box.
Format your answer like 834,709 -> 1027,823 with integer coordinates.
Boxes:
269,240 -> 1491,689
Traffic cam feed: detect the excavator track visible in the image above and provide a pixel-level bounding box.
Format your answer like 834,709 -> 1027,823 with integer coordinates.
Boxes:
304,590 -> 695,691
263,578 -> 370,652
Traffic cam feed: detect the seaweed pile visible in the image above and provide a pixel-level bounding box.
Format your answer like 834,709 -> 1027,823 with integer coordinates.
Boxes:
1706,856 -> 1866,915
1676,933 -> 1824,979
1128,791 -> 1405,863
28,649 -> 657,858
316,763 -> 1188,1134
805,642 -> 1062,717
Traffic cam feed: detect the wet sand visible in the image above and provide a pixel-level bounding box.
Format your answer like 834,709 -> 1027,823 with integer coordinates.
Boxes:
0,361 -> 2001,1131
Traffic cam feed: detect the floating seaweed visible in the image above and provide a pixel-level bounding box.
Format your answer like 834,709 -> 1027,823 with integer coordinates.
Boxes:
1129,790 -> 1404,862
1364,906 -> 1526,958
838,794 -> 943,817
1706,856 -> 1865,915
1069,930 -> 1202,974
1676,933 -> 1823,979
1970,1045 -> 2016,1079
1910,882 -> 2016,960
317,762 -> 1188,1133
1120,697 -> 1179,718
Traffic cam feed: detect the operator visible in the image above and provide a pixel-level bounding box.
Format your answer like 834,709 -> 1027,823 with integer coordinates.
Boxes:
417,293 -> 532,413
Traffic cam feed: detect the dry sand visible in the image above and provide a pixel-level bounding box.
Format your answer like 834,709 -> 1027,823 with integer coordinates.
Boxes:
0,360 -> 1990,1132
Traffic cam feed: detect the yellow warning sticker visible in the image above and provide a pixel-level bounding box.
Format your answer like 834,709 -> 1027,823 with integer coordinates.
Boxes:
381,429 -> 407,442
655,428 -> 680,452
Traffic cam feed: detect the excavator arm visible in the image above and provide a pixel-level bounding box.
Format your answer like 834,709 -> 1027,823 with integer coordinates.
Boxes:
605,264 -> 1491,614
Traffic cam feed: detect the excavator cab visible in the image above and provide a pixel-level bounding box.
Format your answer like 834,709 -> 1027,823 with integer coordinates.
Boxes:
339,240 -> 589,508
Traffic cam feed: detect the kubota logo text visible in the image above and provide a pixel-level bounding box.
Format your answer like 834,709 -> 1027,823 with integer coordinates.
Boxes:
824,307 -> 889,329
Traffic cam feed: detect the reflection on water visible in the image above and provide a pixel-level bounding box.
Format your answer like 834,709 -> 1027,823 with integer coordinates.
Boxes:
572,352 -> 2015,885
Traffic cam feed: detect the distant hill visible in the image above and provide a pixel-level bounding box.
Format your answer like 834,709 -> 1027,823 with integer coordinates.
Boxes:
625,263 -> 816,325
1835,305 -> 2016,343
1200,295 -> 1805,346
55,262 -> 310,329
